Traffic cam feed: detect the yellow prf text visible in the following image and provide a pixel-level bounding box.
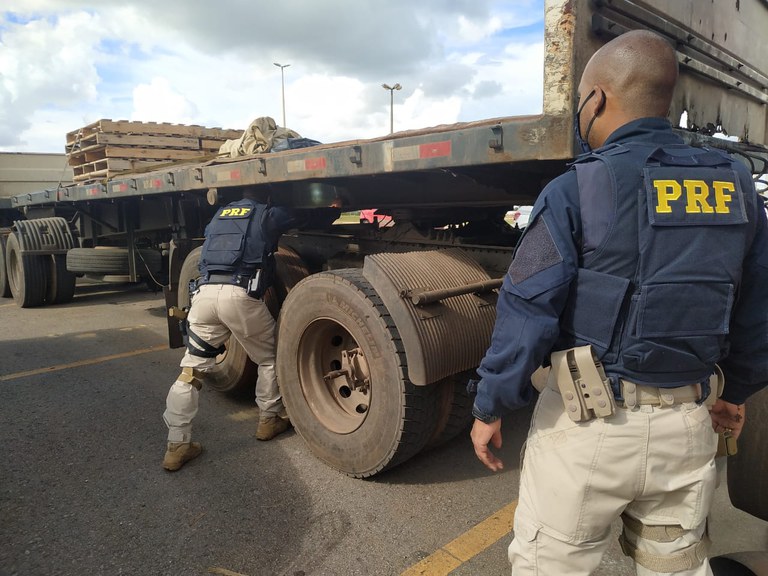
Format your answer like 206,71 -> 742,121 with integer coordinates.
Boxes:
653,179 -> 735,214
220,207 -> 252,217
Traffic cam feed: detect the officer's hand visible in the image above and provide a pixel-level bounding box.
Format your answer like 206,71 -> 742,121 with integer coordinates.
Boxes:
709,399 -> 746,440
470,419 -> 504,472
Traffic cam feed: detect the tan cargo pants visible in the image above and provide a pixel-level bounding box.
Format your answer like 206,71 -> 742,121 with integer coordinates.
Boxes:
163,283 -> 282,443
508,386 -> 718,575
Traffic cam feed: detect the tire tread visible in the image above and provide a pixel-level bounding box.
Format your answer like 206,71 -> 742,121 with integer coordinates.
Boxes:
283,268 -> 440,478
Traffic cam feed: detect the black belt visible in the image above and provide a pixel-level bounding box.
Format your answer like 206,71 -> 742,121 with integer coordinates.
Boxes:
206,273 -> 249,288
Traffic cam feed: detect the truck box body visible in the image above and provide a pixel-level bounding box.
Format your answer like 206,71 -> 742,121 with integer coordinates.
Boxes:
0,153 -> 73,199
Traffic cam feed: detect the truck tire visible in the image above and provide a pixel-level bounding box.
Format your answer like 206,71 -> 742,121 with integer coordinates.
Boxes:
727,386 -> 768,522
6,232 -> 49,308
277,269 -> 440,478
0,230 -> 11,298
424,370 -> 475,449
710,553 -> 768,576
263,246 -> 310,319
46,254 -> 77,305
66,247 -> 162,275
178,246 -> 257,395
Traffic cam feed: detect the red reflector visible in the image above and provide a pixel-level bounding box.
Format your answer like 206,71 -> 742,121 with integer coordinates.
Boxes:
305,157 -> 326,170
419,141 -> 451,159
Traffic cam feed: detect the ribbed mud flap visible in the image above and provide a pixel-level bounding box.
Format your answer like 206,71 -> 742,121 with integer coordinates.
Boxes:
13,217 -> 76,254
363,248 -> 497,386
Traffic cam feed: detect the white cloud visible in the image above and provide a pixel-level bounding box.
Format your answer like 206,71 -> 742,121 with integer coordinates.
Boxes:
0,1 -> 546,152
457,14 -> 504,43
131,78 -> 198,124
401,89 -> 463,131
289,75 -> 380,141
0,11 -> 104,147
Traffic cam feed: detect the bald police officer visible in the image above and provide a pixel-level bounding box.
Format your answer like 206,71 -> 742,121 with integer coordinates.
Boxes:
162,188 -> 338,471
470,30 -> 768,575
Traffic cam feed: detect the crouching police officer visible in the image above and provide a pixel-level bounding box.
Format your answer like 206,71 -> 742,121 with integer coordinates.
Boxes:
162,187 -> 339,471
470,30 -> 768,575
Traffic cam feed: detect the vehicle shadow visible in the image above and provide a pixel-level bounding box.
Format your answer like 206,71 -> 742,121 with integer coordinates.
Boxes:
377,402 -> 535,486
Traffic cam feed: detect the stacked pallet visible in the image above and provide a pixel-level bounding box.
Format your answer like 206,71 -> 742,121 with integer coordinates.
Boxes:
65,119 -> 242,182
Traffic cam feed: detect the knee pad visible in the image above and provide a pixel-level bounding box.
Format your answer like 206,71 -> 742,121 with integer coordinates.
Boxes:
177,367 -> 206,391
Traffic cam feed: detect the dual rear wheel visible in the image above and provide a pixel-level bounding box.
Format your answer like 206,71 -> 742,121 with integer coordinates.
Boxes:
4,232 -> 76,308
277,269 -> 473,478
2,237 -> 159,308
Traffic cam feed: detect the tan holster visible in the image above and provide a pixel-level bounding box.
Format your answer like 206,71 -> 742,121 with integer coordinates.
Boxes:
533,346 -> 616,422
531,351 -> 726,423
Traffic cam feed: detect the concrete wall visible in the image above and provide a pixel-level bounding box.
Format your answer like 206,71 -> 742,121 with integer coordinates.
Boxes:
0,152 -> 73,199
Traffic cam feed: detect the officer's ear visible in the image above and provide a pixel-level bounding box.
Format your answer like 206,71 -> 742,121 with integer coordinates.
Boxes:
592,86 -> 607,116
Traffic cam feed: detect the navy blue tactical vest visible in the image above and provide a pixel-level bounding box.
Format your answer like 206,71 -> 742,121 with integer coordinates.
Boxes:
199,199 -> 267,280
558,142 -> 756,386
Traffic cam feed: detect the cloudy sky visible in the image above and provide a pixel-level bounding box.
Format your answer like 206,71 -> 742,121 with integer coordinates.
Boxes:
0,1 -> 545,153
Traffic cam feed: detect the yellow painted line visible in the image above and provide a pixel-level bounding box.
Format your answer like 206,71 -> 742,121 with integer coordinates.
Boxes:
403,550 -> 462,575
400,500 -> 517,576
0,344 -> 167,382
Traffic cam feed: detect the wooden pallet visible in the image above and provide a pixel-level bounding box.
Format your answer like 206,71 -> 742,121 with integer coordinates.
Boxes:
66,119 -> 242,149
200,138 -> 231,152
64,119 -> 241,181
72,158 -> 170,181
69,145 -> 211,166
70,132 -> 201,150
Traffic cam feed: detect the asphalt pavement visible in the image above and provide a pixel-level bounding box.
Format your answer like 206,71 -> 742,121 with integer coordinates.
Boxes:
0,281 -> 765,576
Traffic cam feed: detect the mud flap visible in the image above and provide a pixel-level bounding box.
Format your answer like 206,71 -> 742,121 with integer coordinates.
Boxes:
362,248 -> 497,386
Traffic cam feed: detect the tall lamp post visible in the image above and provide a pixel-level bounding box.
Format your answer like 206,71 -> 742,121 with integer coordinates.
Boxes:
274,62 -> 290,127
382,83 -> 402,134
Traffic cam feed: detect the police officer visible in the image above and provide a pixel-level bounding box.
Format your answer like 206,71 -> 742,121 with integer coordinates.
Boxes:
162,187 -> 338,471
470,30 -> 768,575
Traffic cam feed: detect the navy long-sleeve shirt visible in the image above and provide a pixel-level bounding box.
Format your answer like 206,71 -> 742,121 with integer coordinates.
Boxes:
473,119 -> 768,419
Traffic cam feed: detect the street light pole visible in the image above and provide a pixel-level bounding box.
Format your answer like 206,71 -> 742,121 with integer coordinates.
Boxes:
274,62 -> 291,127
382,83 -> 402,134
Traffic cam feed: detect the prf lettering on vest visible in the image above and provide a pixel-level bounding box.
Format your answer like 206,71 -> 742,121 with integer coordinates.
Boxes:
220,207 -> 252,217
653,179 -> 736,214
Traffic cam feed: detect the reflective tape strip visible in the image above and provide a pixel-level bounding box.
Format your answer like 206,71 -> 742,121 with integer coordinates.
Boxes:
141,178 -> 163,189
215,169 -> 242,182
392,140 -> 452,162
286,157 -> 327,173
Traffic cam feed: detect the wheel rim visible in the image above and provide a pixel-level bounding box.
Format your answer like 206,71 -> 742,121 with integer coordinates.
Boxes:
298,318 -> 372,434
